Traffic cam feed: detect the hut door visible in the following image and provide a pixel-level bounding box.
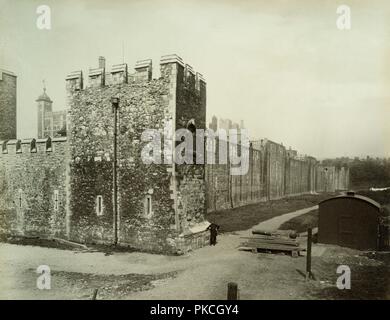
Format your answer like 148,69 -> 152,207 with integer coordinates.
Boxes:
338,216 -> 354,247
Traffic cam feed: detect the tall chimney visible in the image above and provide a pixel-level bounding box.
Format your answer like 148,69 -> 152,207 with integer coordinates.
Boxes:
99,56 -> 106,69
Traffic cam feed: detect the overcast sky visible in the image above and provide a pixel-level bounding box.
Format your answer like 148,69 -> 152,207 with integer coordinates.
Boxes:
1,0 -> 389,159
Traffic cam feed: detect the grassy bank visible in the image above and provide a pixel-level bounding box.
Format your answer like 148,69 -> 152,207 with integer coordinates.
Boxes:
279,209 -> 318,233
205,193 -> 336,233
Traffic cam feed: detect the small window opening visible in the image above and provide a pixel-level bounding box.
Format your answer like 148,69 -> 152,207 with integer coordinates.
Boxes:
54,190 -> 59,211
18,189 -> 23,208
144,195 -> 152,217
96,195 -> 103,216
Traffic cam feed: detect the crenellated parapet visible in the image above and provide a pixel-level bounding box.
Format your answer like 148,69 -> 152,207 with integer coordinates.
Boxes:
65,54 -> 206,94
160,54 -> 206,95
66,71 -> 83,92
88,67 -> 105,88
0,137 -> 67,155
111,63 -> 128,84
134,59 -> 152,82
184,64 -> 195,88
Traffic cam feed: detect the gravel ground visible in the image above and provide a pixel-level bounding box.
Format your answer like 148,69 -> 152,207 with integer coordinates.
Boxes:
0,202 -> 388,300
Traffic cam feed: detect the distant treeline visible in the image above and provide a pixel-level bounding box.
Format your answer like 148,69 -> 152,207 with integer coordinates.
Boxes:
322,157 -> 390,189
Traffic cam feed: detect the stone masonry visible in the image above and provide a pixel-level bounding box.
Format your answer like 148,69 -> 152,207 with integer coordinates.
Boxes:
0,69 -> 17,140
0,56 -> 349,254
66,54 -> 208,253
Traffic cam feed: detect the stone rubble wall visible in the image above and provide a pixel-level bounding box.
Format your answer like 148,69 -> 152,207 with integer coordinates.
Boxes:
66,55 -> 208,254
0,138 -> 70,238
205,139 -> 350,212
0,55 -> 350,254
0,70 -> 17,140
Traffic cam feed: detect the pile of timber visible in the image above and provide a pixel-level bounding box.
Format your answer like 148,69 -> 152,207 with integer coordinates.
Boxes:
239,229 -> 303,257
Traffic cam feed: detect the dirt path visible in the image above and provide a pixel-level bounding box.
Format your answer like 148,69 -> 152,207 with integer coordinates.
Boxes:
251,205 -> 318,231
126,205 -> 320,299
0,204 -> 317,299
1,203 -> 386,300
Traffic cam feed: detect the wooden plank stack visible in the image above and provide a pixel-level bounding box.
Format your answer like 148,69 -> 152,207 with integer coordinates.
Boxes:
239,229 -> 303,257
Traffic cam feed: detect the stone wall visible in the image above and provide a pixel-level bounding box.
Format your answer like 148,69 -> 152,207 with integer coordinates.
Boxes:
0,138 -> 69,237
285,156 -> 314,196
265,140 -> 287,200
66,55 -> 208,253
0,70 -> 17,140
0,55 -> 351,254
174,62 -> 207,235
205,138 -> 349,212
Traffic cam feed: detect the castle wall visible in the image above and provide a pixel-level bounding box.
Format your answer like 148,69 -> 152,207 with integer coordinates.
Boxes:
205,139 -> 349,212
285,157 -> 311,196
205,162 -> 231,212
266,140 -> 286,200
66,55 -> 208,253
0,57 -> 350,254
0,70 -> 17,140
0,138 -> 69,238
67,66 -> 174,251
173,62 -> 207,240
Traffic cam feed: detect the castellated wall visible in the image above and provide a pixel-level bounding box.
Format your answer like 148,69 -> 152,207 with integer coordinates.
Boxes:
0,55 -> 349,254
205,138 -> 349,213
66,55 -> 208,253
0,138 -> 69,238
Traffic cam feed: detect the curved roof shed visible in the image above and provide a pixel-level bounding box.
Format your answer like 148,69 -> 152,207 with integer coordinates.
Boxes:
318,192 -> 382,250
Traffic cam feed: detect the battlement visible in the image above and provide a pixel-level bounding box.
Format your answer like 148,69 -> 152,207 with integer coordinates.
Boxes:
111,63 -> 128,84
0,137 -> 67,155
88,67 -> 105,87
66,54 -> 206,90
66,71 -> 83,91
0,68 -> 16,80
134,59 -> 152,82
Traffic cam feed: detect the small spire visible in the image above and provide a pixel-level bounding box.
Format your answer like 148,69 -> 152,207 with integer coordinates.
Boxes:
42,79 -> 46,93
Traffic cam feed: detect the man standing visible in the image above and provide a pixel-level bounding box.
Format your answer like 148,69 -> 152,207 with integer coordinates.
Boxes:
207,223 -> 220,246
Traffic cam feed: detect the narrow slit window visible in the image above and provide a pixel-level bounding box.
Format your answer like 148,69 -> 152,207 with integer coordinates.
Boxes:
18,189 -> 23,208
96,195 -> 103,216
54,190 -> 59,211
145,195 -> 152,217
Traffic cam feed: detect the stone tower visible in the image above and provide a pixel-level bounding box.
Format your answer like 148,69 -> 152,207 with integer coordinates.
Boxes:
65,54 -> 208,253
0,69 -> 17,140
37,83 -> 53,138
